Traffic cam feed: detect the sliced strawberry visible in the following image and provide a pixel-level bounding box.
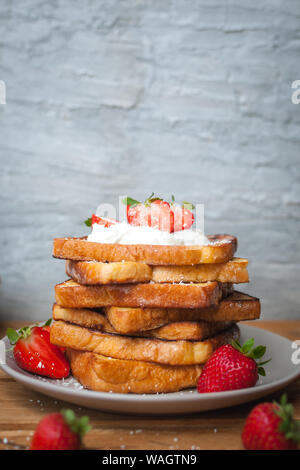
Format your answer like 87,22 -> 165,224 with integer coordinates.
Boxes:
7,325 -> 70,379
149,199 -> 174,232
126,195 -> 174,232
124,195 -> 195,233
127,203 -> 151,228
172,204 -> 195,231
85,214 -> 118,227
92,214 -> 117,227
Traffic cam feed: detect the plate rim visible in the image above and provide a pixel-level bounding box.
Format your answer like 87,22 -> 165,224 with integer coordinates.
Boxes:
1,323 -> 300,404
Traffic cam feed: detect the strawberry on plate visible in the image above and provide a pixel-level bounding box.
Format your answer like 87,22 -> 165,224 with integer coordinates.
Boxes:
197,338 -> 270,393
6,321 -> 70,379
242,394 -> 300,450
123,194 -> 194,233
30,409 -> 91,450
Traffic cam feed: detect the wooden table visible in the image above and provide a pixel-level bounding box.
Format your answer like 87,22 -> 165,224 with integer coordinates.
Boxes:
1,321 -> 299,450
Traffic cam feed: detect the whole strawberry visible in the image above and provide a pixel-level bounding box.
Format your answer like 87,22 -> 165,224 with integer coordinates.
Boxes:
7,320 -> 70,379
242,394 -> 300,450
197,338 -> 270,393
30,409 -> 91,450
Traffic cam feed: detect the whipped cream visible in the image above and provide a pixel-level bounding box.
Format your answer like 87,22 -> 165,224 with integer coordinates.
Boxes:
87,222 -> 209,246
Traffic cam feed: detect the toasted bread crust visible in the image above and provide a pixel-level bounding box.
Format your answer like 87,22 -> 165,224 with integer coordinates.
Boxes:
53,234 -> 237,265
55,279 -> 232,309
152,258 -> 248,284
52,304 -> 232,341
50,321 -> 240,365
67,349 -> 203,394
66,260 -> 153,285
106,291 -> 261,333
66,257 -> 248,285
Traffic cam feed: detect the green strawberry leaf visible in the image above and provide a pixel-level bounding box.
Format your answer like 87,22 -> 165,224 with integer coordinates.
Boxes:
61,409 -> 91,440
273,394 -> 300,444
182,201 -> 195,210
241,338 -> 255,354
232,337 -> 271,373
121,197 -> 140,207
250,345 -> 267,359
6,328 -> 20,345
257,366 -> 266,376
43,318 -> 52,327
144,193 -> 163,206
231,339 -> 242,352
84,217 -> 92,227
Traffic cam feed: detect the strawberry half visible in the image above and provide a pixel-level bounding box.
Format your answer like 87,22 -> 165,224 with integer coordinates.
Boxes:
242,394 -> 300,450
197,338 -> 271,393
7,321 -> 70,379
30,409 -> 91,450
124,194 -> 194,232
172,202 -> 195,231
85,214 -> 118,227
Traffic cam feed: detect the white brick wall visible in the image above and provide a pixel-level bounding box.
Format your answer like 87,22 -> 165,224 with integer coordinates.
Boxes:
0,0 -> 300,320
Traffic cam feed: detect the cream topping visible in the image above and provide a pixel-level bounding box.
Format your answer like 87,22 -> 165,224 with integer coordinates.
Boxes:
87,222 -> 209,246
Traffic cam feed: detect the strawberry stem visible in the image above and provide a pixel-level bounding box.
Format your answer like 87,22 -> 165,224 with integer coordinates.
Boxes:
274,394 -> 300,444
231,338 -> 271,376
61,409 -> 91,440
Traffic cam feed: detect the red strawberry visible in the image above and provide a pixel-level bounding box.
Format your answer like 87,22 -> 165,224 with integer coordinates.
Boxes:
126,194 -> 174,233
127,203 -> 151,228
85,214 -> 118,227
30,409 -> 91,450
242,394 -> 300,450
7,323 -> 70,379
197,338 -> 270,393
43,325 -> 66,353
124,194 -> 195,233
172,203 -> 195,231
92,214 -> 117,227
148,199 -> 174,232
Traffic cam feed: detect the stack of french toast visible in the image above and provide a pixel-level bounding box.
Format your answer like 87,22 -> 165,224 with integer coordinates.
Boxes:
50,199 -> 260,394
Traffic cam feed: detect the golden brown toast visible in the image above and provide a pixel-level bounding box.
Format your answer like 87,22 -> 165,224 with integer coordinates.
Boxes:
53,234 -> 237,265
50,321 -> 240,365
66,257 -> 248,285
67,349 -> 203,394
55,279 -> 233,309
106,291 -> 260,333
52,304 -> 232,341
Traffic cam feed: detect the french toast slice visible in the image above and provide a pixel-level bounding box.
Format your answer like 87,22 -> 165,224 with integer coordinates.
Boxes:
53,234 -> 237,265
66,257 -> 248,285
55,280 -> 232,309
67,349 -> 203,394
106,291 -> 260,334
52,304 -> 232,341
66,260 -> 153,285
50,321 -> 240,366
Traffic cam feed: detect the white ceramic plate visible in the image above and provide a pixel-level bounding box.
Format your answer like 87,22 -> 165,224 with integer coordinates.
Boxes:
1,324 -> 300,415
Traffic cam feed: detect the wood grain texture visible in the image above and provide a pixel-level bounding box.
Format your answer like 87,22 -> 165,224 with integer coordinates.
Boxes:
0,321 -> 299,450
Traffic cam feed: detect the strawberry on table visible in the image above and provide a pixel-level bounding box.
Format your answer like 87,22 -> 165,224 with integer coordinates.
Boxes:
242,394 -> 300,450
30,409 -> 91,450
197,338 -> 270,393
6,321 -> 70,379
